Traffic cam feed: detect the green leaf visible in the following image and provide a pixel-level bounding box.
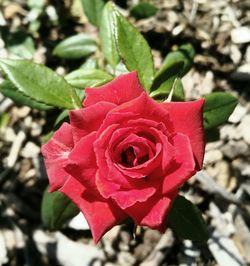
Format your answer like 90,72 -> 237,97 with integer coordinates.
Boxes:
41,111 -> 69,144
0,59 -> 81,109
150,77 -> 185,101
75,88 -> 85,102
4,31 -> 35,59
80,0 -> 105,27
80,58 -> 98,70
109,3 -> 154,90
29,20 -> 41,33
164,43 -> 195,76
0,112 -> 9,129
0,80 -> 53,110
114,62 -> 128,75
53,34 -> 97,59
65,69 -> 113,89
41,188 -> 79,230
28,0 -> 45,10
100,2 -> 119,69
167,196 -> 209,242
41,131 -> 54,144
130,2 -> 158,19
151,44 -> 195,91
203,92 -> 237,129
54,110 -> 69,130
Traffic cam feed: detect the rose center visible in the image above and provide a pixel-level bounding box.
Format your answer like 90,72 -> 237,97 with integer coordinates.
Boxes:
120,146 -> 149,168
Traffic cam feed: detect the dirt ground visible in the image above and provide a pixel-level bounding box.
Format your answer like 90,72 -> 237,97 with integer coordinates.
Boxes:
0,0 -> 250,265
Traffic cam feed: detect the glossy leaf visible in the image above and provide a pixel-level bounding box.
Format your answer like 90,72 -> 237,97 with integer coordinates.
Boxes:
203,92 -> 237,129
41,188 -> 79,230
3,31 -> 35,59
114,62 -> 129,75
80,58 -> 98,70
41,131 -> 54,144
163,43 -> 195,76
167,196 -> 209,242
53,34 -> 97,59
130,2 -> 158,19
54,110 -> 69,130
0,80 -> 52,110
152,44 -> 195,91
80,0 -> 105,27
75,88 -> 85,102
150,77 -> 185,101
28,0 -> 45,9
0,59 -> 81,109
65,69 -> 113,89
100,2 -> 119,69
110,4 -> 154,91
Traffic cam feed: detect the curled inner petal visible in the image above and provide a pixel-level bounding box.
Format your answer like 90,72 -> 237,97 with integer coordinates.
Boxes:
121,146 -> 136,167
113,133 -> 155,168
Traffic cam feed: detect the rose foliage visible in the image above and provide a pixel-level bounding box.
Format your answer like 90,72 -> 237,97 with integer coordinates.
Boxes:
42,71 -> 205,243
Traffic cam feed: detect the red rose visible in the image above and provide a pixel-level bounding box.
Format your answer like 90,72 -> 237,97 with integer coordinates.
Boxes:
42,71 -> 205,243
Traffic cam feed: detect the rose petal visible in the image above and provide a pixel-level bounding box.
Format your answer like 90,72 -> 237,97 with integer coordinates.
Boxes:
84,71 -> 144,107
107,119 -> 163,153
114,133 -> 160,178
163,133 -> 196,194
94,124 -> 135,193
96,154 -> 159,200
108,92 -> 174,133
41,123 -> 74,192
69,101 -> 116,143
160,99 -> 205,170
95,169 -> 121,198
64,132 -> 100,196
125,190 -> 178,228
60,177 -> 127,243
111,186 -> 157,209
95,123 -> 162,198
140,197 -> 173,227
97,117 -> 172,179
114,133 -> 155,163
150,128 -> 175,174
112,127 -> 174,179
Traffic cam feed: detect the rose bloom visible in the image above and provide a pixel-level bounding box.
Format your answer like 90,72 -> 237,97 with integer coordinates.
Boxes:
42,71 -> 205,243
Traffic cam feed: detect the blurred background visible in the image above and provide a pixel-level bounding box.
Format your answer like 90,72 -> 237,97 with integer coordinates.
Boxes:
0,0 -> 250,265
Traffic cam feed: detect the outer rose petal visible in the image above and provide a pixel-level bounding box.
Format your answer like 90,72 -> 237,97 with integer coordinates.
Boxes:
41,123 -> 73,192
163,133 -> 195,193
125,190 -> 178,228
60,177 -> 127,243
160,99 -> 205,170
69,101 -> 116,143
84,71 -> 144,107
64,132 -> 99,196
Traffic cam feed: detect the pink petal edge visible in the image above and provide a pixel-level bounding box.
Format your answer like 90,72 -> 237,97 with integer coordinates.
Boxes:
84,71 -> 144,107
60,177 -> 127,243
160,99 -> 205,170
41,122 -> 74,192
